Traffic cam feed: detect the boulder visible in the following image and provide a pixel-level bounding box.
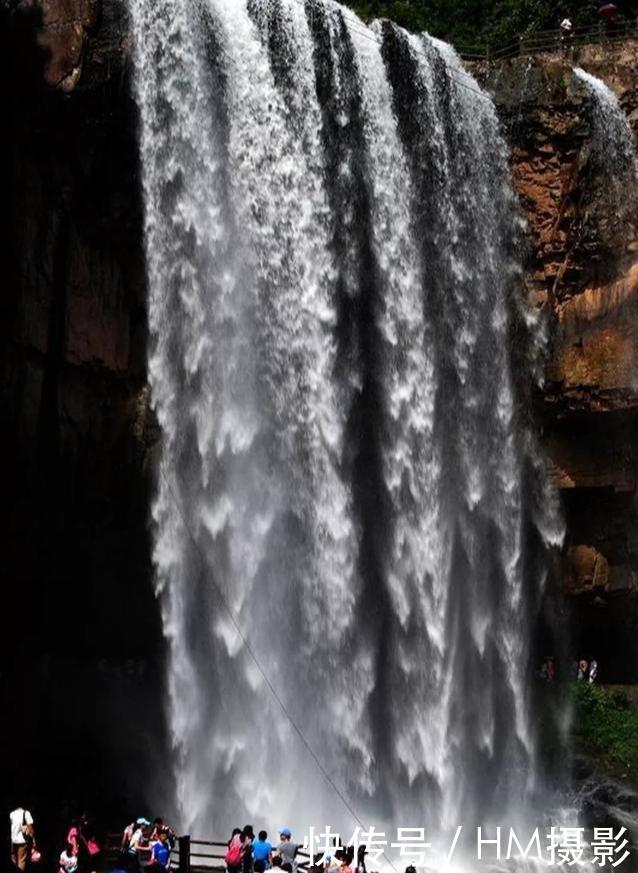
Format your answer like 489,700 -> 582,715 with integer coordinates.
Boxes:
37,0 -> 99,91
565,545 -> 610,596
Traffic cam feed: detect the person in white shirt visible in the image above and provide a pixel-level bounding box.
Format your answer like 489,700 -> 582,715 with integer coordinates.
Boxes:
59,843 -> 79,873
10,806 -> 34,871
560,17 -> 573,42
128,819 -> 152,872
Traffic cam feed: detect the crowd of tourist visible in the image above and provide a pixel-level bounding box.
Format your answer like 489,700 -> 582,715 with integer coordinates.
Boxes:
121,816 -> 175,873
9,808 -> 103,873
225,827 -> 301,873
536,655 -> 599,683
576,656 -> 599,683
223,827 -> 371,873
8,814 -> 376,873
8,807 -> 176,873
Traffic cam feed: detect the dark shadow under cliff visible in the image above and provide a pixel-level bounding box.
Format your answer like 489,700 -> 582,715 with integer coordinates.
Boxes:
0,0 -> 167,849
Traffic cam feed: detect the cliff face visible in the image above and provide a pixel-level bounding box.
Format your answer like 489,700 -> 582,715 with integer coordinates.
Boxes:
1,0 -> 163,822
484,43 -> 638,680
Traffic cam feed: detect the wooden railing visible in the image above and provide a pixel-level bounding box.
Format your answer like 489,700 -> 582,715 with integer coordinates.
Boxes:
176,837 -> 311,873
177,837 -> 229,872
104,833 -> 311,873
456,19 -> 638,62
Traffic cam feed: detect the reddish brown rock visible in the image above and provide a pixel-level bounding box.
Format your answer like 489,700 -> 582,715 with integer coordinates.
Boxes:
565,544 -> 609,596
3,0 -> 99,91
28,0 -> 100,91
548,260 -> 638,412
485,46 -> 638,676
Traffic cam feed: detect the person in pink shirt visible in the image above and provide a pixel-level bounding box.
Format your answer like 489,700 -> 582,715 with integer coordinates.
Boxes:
67,823 -> 80,857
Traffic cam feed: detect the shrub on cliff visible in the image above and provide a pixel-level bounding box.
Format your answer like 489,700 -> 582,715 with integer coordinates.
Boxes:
572,682 -> 638,783
347,0 -> 638,50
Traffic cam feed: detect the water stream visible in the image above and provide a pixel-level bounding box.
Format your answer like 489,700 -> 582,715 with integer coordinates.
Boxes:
129,0 -> 571,862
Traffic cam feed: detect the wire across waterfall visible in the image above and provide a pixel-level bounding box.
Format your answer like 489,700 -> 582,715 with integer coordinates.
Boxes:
128,0 -> 563,850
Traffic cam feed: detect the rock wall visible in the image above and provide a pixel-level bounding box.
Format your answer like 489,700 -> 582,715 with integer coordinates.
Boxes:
0,0 -> 164,828
483,42 -> 638,681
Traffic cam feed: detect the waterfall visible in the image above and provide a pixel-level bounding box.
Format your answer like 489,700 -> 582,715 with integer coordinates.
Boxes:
573,67 -> 638,237
129,0 -> 564,852
573,67 -> 637,173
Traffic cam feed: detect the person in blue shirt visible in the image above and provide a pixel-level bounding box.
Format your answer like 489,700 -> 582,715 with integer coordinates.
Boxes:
149,832 -> 171,870
252,832 -> 272,869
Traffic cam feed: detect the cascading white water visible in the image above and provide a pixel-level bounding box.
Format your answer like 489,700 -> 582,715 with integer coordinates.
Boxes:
129,0 -> 566,857
573,67 -> 637,171
573,67 -> 638,228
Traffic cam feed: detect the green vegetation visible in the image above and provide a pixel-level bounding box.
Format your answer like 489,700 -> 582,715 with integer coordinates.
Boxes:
571,682 -> 638,783
346,0 -> 638,50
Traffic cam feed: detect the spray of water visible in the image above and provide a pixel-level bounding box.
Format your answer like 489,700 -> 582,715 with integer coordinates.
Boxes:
573,66 -> 638,246
573,67 -> 637,172
128,0 -> 572,861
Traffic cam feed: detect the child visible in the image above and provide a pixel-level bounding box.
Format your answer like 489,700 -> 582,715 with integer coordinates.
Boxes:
60,842 -> 79,873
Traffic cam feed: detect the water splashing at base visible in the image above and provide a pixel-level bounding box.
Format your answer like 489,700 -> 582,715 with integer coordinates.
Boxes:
128,0 -> 573,862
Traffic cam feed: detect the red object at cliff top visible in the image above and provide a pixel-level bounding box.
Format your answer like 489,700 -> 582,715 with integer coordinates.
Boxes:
599,3 -> 619,20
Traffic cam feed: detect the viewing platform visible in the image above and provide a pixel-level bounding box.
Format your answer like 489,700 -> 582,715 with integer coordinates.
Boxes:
104,834 -> 312,873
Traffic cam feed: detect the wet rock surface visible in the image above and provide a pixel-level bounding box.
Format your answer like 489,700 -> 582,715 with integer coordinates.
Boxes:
483,44 -> 638,680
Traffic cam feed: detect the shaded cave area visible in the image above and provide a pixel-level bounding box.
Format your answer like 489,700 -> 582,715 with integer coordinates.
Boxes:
546,412 -> 638,684
0,0 -> 167,852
